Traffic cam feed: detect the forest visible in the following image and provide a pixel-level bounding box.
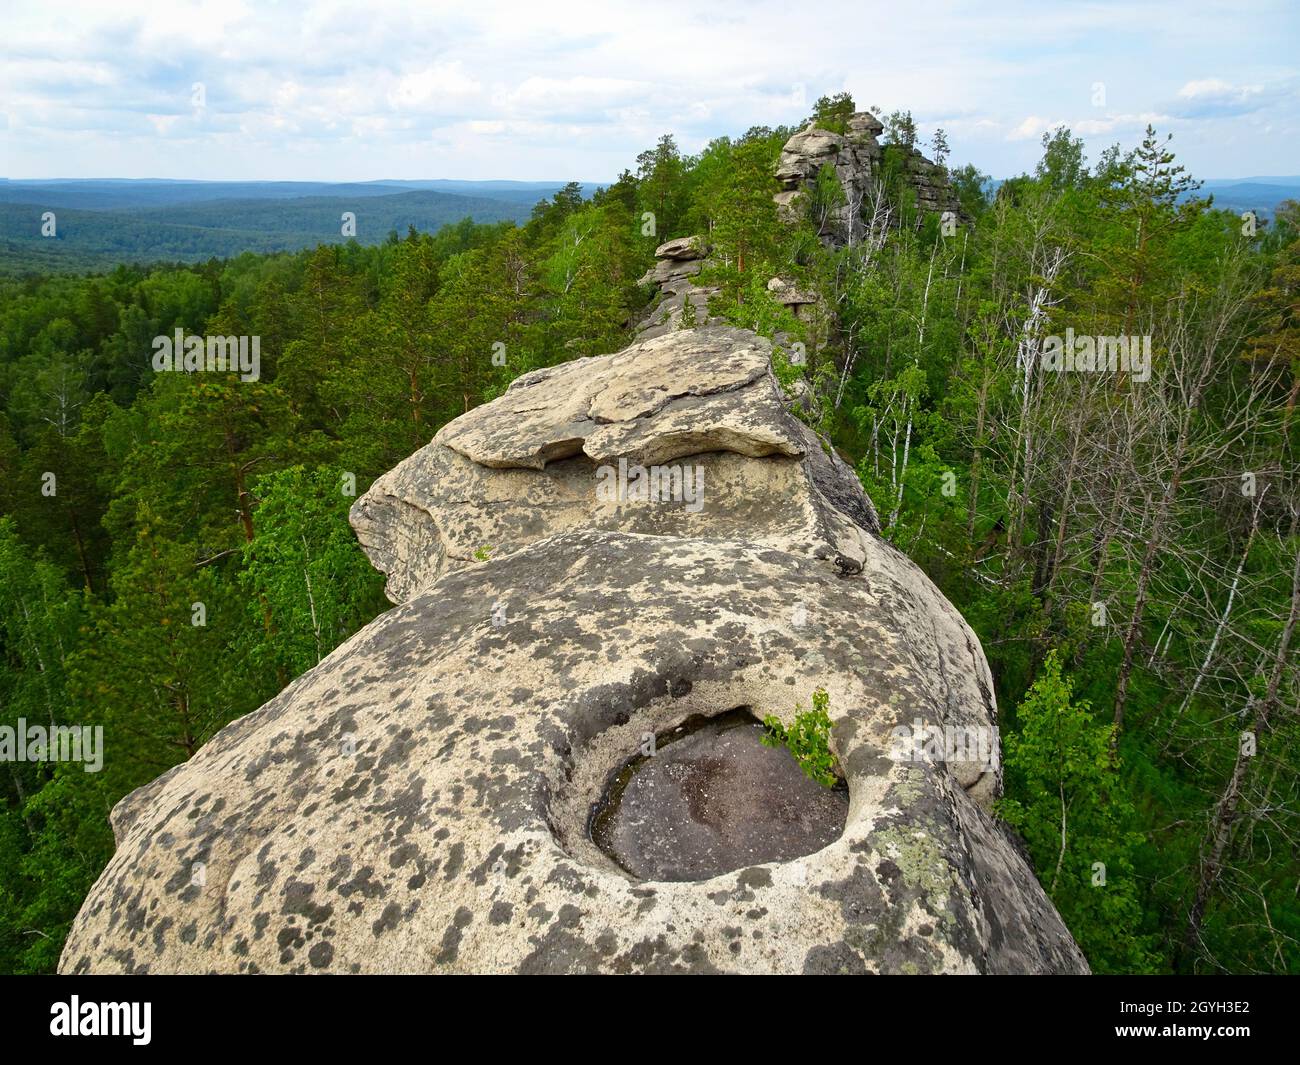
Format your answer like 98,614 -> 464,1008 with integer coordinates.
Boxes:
0,93 -> 1296,975
0,184 -> 542,275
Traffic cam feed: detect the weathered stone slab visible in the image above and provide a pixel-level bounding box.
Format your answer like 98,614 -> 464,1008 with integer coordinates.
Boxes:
350,327 -> 876,603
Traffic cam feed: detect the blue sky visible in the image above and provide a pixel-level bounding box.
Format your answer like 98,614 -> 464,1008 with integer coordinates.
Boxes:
2,0 -> 1298,183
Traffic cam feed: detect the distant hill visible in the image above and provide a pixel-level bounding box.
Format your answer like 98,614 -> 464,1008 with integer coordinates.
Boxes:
1199,176 -> 1300,189
1192,179 -> 1300,219
12,172 -> 1288,277
0,179 -> 427,211
363,179 -> 600,205
982,176 -> 1299,221
0,179 -> 598,273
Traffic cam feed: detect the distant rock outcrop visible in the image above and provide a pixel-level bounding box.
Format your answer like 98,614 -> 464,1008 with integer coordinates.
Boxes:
766,275 -> 825,322
61,326 -> 1088,975
634,236 -> 719,338
775,111 -> 962,245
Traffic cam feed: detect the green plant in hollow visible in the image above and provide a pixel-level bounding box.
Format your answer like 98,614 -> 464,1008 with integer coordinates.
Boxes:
761,687 -> 840,787
473,545 -> 494,562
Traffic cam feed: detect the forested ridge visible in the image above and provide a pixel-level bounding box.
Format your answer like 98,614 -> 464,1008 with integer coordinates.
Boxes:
0,187 -> 539,275
1,95 -> 1297,974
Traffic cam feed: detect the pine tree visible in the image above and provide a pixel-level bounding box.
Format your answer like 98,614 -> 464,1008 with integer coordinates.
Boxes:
240,466 -> 387,679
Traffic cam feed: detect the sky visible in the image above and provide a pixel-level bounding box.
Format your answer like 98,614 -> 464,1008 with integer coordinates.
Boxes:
2,0 -> 1298,184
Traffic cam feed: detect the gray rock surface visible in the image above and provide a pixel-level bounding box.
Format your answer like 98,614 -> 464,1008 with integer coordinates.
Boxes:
652,235 -> 709,261
351,327 -> 875,603
775,111 -> 963,245
634,235 -> 720,339
591,712 -> 850,882
767,276 -> 828,335
60,325 -> 1088,975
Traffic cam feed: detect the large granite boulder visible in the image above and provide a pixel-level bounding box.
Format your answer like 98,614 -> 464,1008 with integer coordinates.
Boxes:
60,326 -> 1088,975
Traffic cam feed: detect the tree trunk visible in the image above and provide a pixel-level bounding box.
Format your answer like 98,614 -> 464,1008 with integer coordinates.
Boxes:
1112,418 -> 1190,741
1180,526 -> 1300,965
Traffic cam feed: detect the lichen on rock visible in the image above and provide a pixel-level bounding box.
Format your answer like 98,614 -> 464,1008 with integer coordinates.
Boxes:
60,325 -> 1088,975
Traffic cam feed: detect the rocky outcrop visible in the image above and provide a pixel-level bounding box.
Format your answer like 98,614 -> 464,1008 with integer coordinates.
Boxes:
775,111 -> 962,244
350,328 -> 874,603
60,326 -> 1088,975
634,236 -> 719,339
766,276 -> 824,322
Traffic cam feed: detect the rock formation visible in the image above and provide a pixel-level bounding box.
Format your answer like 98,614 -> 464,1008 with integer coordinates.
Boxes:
775,111 -> 962,245
765,276 -> 820,319
60,326 -> 1088,975
636,113 -> 960,343
634,236 -> 719,339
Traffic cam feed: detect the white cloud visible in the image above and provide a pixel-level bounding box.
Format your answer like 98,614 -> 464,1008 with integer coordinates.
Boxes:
388,63 -> 483,112
145,113 -> 182,135
1179,78 -> 1252,99
2,0 -> 1298,180
1008,115 -> 1058,142
500,76 -> 651,118
1170,77 -> 1285,117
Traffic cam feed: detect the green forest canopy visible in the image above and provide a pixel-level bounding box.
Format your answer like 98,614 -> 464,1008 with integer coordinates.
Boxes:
1,107 -> 1298,974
